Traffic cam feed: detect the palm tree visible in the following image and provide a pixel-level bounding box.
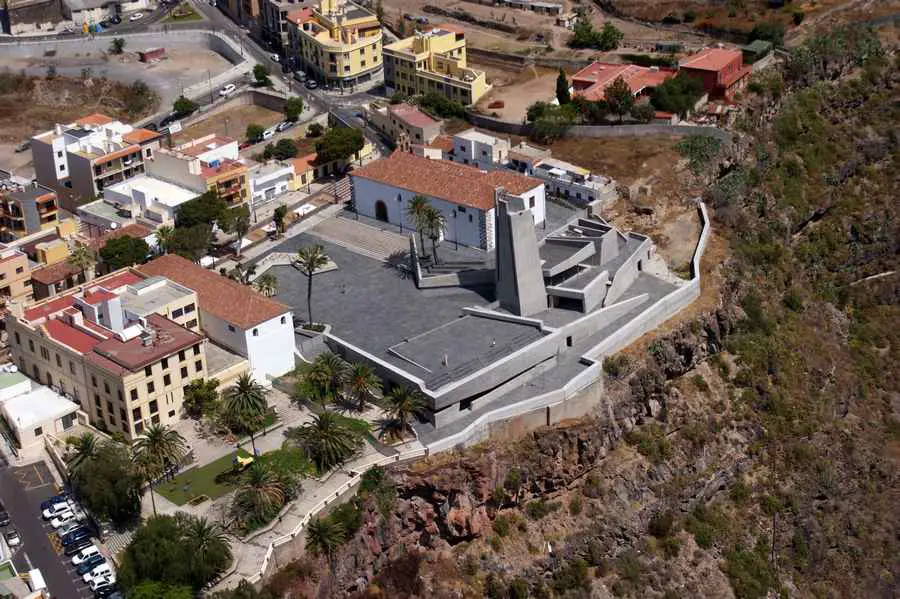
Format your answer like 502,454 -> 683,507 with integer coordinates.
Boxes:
254,272 -> 278,297
67,432 -> 97,471
406,195 -> 429,255
295,245 -> 328,326
232,461 -> 285,526
272,205 -> 288,236
380,387 -> 426,441
67,243 -> 95,282
222,373 -> 268,455
422,205 -> 446,265
296,352 -> 348,405
285,411 -> 366,473
132,424 -> 188,515
155,225 -> 174,254
228,263 -> 257,285
305,516 -> 345,572
346,363 -> 381,412
183,516 -> 233,588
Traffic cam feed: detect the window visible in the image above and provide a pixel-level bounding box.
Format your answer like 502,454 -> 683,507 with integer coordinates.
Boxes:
34,426 -> 43,437
147,381 -> 155,394
184,303 -> 195,314
91,375 -> 97,387
132,407 -> 141,421
103,381 -> 110,394
253,328 -> 259,337
458,206 -> 466,213
145,148 -> 152,158
181,367 -> 188,378
149,400 -> 158,414
193,345 -> 200,356
151,414 -> 160,425
468,214 -> 473,223
59,164 -> 65,172
55,354 -> 61,368
13,332 -> 19,345
186,319 -> 197,329
120,408 -> 126,422
130,388 -> 138,401
57,150 -> 63,158
95,402 -> 102,417
168,410 -> 176,418
40,346 -> 49,360
171,308 -> 183,319
117,389 -> 123,402
163,374 -> 171,386
280,316 -> 286,325
135,421 -> 143,434
179,350 -> 186,361
144,365 -> 152,377
195,360 -> 202,373
15,267 -> 23,274
162,358 -> 169,370
107,401 -> 114,414
28,339 -> 34,352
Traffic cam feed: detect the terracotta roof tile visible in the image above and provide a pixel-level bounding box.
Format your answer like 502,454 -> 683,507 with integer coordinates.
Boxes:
123,128 -> 163,145
290,154 -> 317,174
23,295 -> 75,322
572,62 -> 676,101
42,318 -> 101,354
76,113 -> 114,127
200,158 -> 247,179
30,261 -> 80,285
389,103 -> 438,129
428,135 -> 455,153
679,47 -> 743,72
351,152 -> 542,211
138,255 -> 290,329
88,223 -> 154,251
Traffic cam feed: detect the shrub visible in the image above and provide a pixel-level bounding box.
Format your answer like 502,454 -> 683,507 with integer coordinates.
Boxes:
551,559 -> 589,593
692,374 -> 710,392
492,514 -> 511,537
792,10 -> 804,25
649,510 -> 675,538
306,122 -> 324,137
603,354 -> 630,378
508,578 -> 529,599
569,496 -> 583,515
625,424 -> 672,464
616,551 -> 644,585
725,542 -> 776,599
525,499 -> 560,520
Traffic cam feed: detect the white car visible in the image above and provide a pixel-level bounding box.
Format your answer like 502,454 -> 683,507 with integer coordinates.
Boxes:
90,574 -> 116,592
276,120 -> 292,132
219,83 -> 237,97
51,511 -> 79,529
72,544 -> 100,565
4,528 -> 20,547
129,12 -> 143,21
262,127 -> 275,141
83,563 -> 113,583
269,53 -> 279,63
42,502 -> 72,519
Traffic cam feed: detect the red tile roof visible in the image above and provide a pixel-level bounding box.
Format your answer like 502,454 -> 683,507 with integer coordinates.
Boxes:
679,47 -> 743,72
42,318 -> 101,354
571,62 -> 676,100
286,7 -> 314,24
200,158 -> 247,179
428,135 -> 455,153
87,223 -> 154,251
76,113 -> 114,127
351,151 -> 542,211
138,255 -> 290,329
290,154 -> 317,174
95,270 -> 143,291
389,103 -> 438,129
82,289 -> 116,305
123,128 -> 162,145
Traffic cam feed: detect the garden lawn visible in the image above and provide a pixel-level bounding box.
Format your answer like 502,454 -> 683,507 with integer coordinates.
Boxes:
156,449 -> 250,506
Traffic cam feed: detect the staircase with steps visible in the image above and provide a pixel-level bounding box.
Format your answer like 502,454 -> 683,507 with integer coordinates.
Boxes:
309,216 -> 409,262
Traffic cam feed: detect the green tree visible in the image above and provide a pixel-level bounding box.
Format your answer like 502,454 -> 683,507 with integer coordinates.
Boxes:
128,581 -> 194,599
110,37 -> 126,54
569,19 -> 622,50
67,242 -> 95,282
285,411 -> 366,472
650,72 -> 705,117
597,22 -> 624,50
632,102 -> 655,123
406,195 -> 430,255
246,123 -> 266,144
155,224 -> 175,255
219,204 -> 251,257
272,204 -> 288,236
346,363 -> 381,412
176,190 -> 226,228
270,137 -> 298,160
604,76 -> 634,122
71,441 -> 143,527
283,97 -> 304,122
132,452 -> 164,517
375,0 -> 384,22
315,127 -> 364,171
132,424 -> 187,515
173,95 -> 197,117
306,122 -> 324,137
296,352 -> 349,405
222,373 -> 269,455
305,516 -> 345,571
253,64 -> 272,87
254,272 -> 278,297
422,205 -> 446,265
750,21 -> 786,46
379,387 -> 426,440
231,461 -> 287,528
99,235 -> 150,270
418,91 -> 466,118
295,244 -> 329,325
555,68 -> 570,105
526,100 -> 551,123
183,377 -> 220,418
169,224 -> 213,261
67,432 -> 97,472
125,80 -> 155,116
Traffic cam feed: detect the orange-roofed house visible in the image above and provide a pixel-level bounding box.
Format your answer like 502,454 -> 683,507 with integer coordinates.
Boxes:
570,62 -> 677,101
30,114 -> 163,208
679,47 -> 751,100
350,151 -> 545,250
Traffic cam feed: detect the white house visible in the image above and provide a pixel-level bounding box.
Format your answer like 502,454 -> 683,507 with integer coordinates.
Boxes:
139,254 -> 295,381
350,151 -> 545,251
249,160 -> 294,208
0,371 -> 79,450
448,128 -> 511,168
103,174 -> 199,225
174,135 -> 240,163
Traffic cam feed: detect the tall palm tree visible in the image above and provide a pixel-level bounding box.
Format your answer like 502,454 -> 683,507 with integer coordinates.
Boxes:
155,225 -> 174,254
295,245 -> 328,326
285,411 -> 365,473
272,205 -> 288,236
68,432 -> 97,472
183,516 -> 233,588
222,373 -> 268,455
346,363 -> 381,412
132,424 -> 188,515
67,243 -> 95,282
305,516 -> 345,572
422,205 -> 446,265
232,461 -> 285,526
254,272 -> 278,297
296,352 -> 348,405
406,195 -> 429,255
380,387 -> 426,441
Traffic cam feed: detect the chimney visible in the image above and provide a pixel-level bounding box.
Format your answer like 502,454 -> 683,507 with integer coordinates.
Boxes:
54,124 -> 63,136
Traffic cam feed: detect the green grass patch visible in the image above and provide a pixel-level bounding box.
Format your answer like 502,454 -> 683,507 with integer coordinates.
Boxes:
162,3 -> 202,21
156,449 -> 250,506
0,561 -> 15,580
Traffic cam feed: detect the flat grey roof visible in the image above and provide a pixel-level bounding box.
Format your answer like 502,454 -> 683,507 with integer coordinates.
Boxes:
78,200 -> 131,225
120,277 -> 194,317
206,341 -> 248,376
539,239 -> 589,270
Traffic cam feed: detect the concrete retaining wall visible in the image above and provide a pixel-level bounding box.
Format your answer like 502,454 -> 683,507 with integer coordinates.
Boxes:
604,236 -> 652,305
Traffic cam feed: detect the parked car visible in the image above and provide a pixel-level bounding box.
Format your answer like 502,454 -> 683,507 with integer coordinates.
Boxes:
129,12 -> 143,21
72,544 -> 101,565
57,521 -> 86,538
40,494 -> 68,511
276,121 -> 292,132
4,528 -> 20,547
110,14 -> 122,24
62,528 -> 92,546
219,83 -> 237,97
51,511 -> 79,529
42,502 -> 72,519
64,537 -> 94,556
94,586 -> 121,599
90,575 -> 117,593
293,71 -> 307,82
83,563 -> 113,583
262,127 -> 275,141
269,53 -> 279,63
305,79 -> 318,90
76,555 -> 106,576
0,511 -> 9,526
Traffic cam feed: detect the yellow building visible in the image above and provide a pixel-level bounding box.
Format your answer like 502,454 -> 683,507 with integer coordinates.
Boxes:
383,26 -> 490,106
286,0 -> 382,91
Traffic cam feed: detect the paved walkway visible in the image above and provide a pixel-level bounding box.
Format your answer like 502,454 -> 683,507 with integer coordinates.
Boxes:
308,215 -> 410,262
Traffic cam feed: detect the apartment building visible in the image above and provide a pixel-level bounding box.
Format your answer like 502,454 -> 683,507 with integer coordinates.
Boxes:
366,102 -> 441,145
223,0 -> 260,30
383,26 -> 490,106
0,171 -> 60,242
30,113 -> 163,204
262,0 -> 297,51
0,248 -> 33,305
7,269 -> 207,438
286,0 -> 382,90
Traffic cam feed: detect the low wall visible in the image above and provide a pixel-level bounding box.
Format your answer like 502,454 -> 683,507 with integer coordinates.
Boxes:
604,235 -> 652,305
416,268 -> 495,288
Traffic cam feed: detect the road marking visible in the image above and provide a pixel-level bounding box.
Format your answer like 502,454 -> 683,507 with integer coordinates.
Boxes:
32,465 -> 44,486
47,532 -> 63,555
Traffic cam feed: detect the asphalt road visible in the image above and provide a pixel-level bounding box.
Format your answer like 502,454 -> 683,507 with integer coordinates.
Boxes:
0,459 -> 87,598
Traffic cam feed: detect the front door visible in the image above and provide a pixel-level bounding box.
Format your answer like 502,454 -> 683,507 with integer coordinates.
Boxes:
375,200 -> 388,222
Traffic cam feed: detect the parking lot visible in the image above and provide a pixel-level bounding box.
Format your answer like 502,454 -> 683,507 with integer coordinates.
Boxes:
0,459 -> 97,598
